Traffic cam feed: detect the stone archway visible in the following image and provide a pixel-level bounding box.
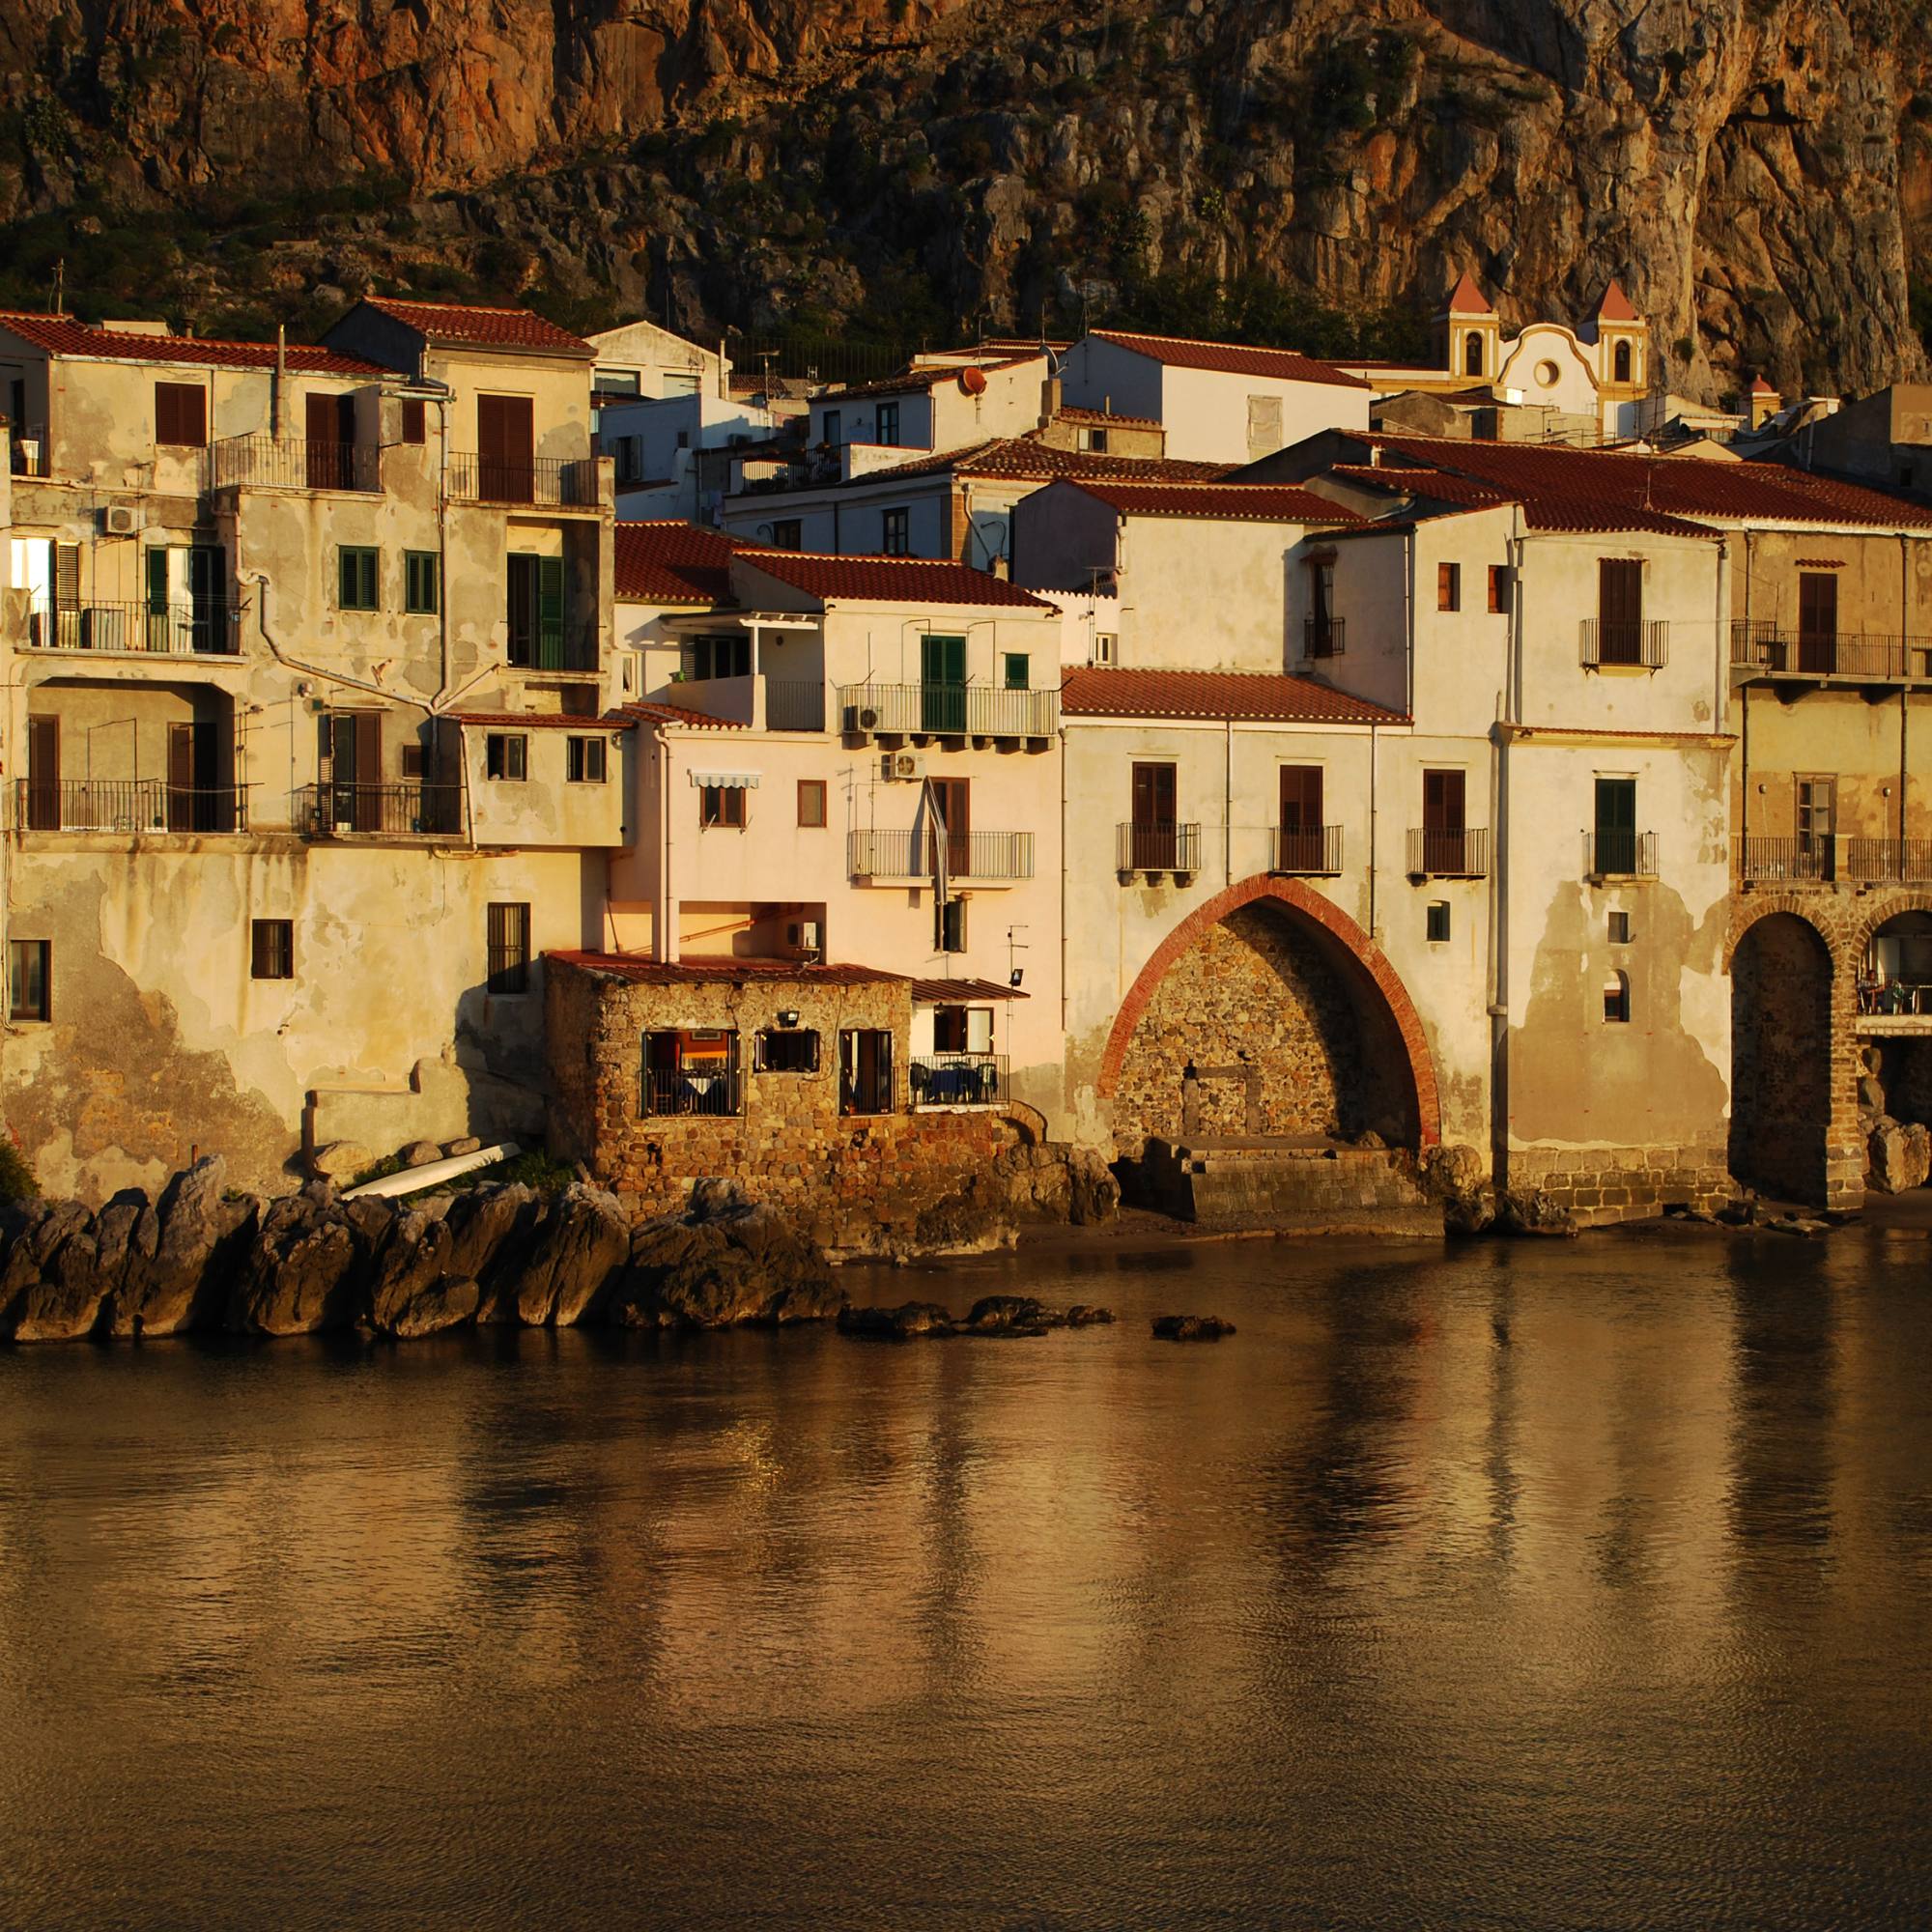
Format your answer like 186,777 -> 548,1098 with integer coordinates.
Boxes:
1729,908 -> 1834,1202
1098,877 -> 1439,1158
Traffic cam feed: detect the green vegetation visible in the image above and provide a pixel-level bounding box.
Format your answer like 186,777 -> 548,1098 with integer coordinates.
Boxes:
0,1137 -> 41,1203
1096,268 -> 1432,363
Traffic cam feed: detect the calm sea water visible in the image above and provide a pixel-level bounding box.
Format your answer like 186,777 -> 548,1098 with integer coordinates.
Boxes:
2,1227 -> 1930,1931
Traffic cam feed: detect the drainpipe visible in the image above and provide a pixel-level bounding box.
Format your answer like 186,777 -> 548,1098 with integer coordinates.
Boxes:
1224,715 -> 1234,885
1713,535 -> 1730,735
1489,510 -> 1524,1185
657,729 -> 675,964
1367,720 -> 1378,943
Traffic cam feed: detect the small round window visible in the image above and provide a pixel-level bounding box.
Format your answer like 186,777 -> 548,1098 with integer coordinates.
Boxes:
1535,358 -> 1561,388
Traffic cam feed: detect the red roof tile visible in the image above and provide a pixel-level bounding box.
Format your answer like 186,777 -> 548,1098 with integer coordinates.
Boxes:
867,434 -> 1230,485
1597,280 -> 1640,323
1062,480 -> 1361,523
612,522 -> 742,604
732,551 -> 1058,609
1052,405 -> 1162,431
616,700 -> 751,731
357,298 -> 593,357
455,710 -> 637,730
1751,376 -> 1778,395
547,951 -> 904,986
1443,271 -> 1494,316
0,312 -> 384,375
823,354 -> 1044,402
1061,668 -> 1406,725
1088,329 -> 1371,390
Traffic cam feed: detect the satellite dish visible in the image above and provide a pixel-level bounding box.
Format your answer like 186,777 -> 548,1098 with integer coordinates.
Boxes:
754,523 -> 775,543
959,366 -> 988,396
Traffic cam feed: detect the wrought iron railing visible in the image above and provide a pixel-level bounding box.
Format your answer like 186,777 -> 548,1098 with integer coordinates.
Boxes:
1846,837 -> 1932,884
1406,827 -> 1491,877
847,828 -> 1034,879
766,678 -> 827,731
1580,619 -> 1669,668
909,1054 -> 1008,1108
1272,824 -> 1344,874
1735,836 -> 1833,883
448,452 -> 604,507
208,435 -> 380,492
1116,821 -> 1203,872
507,628 -> 598,672
14,779 -> 246,834
1583,830 -> 1658,878
22,599 -> 240,656
838,682 -> 1059,739
1730,619 -> 1932,681
296,783 -> 464,838
1303,614 -> 1346,659
641,1066 -> 742,1118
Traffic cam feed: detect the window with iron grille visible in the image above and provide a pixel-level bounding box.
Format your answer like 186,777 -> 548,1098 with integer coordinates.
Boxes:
755,1028 -> 821,1073
9,940 -> 49,1021
486,903 -> 530,995
701,784 -> 745,828
337,546 -> 380,611
405,550 -> 440,614
486,733 -> 527,781
567,735 -> 607,783
250,920 -> 294,981
155,382 -> 208,447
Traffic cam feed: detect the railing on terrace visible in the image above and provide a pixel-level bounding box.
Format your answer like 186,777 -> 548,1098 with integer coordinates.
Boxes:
22,599 -> 241,657
208,435 -> 380,493
838,682 -> 1059,739
507,629 -> 599,673
8,424 -> 48,477
296,783 -> 464,838
641,1066 -> 742,1119
1303,615 -> 1346,660
15,779 -> 246,835
1730,619 -> 1932,681
448,452 -> 603,507
1117,821 -> 1203,873
1580,619 -> 1670,668
1271,824 -> 1344,875
909,1054 -> 1008,1108
1583,830 -> 1659,879
1846,837 -> 1932,884
1406,827 -> 1491,877
847,828 -> 1035,880
1735,836 -> 1833,883
766,678 -> 826,731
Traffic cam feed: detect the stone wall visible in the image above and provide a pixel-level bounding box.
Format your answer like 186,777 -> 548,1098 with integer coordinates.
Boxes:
1138,1139 -> 1435,1233
1500,1141 -> 1733,1227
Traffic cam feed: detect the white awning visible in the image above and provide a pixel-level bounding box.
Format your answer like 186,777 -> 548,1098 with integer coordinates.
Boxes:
689,770 -> 761,788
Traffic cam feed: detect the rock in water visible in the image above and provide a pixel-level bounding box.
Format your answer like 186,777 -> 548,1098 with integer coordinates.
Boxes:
384,1274 -> 480,1340
1496,1189 -> 1579,1237
838,1301 -> 955,1340
610,1185 -> 841,1329
227,1186 -> 367,1335
1151,1314 -> 1236,1342
513,1183 -> 631,1325
108,1155 -> 258,1336
962,1294 -> 1052,1335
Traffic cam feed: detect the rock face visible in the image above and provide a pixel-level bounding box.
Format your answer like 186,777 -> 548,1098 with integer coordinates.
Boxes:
0,2 -> 1920,402
1866,1116 -> 1932,1192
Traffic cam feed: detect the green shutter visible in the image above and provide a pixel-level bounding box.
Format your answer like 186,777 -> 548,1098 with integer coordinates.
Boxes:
538,555 -> 565,668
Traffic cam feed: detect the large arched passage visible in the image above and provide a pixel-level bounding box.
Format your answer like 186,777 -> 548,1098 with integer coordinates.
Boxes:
1098,877 -> 1439,1160
1730,910 -> 1834,1201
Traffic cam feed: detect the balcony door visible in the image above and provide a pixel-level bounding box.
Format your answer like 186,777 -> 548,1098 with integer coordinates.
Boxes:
1279,765 -> 1323,871
929,778 -> 970,878
1594,777 -> 1636,877
1130,761 -> 1178,869
921,634 -> 967,734
187,544 -> 225,654
1422,768 -> 1466,875
321,710 -> 382,832
1796,775 -> 1836,879
26,716 -> 58,831
167,721 -> 221,833
1798,572 -> 1839,673
1599,558 -> 1642,666
508,554 -> 565,668
305,391 -> 356,490
478,393 -> 535,504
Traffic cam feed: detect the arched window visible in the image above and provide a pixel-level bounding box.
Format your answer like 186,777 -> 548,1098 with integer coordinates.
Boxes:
1464,330 -> 1485,377
1604,970 -> 1631,1024
1613,340 -> 1633,384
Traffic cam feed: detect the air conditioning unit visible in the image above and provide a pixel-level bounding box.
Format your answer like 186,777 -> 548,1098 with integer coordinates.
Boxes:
1093,632 -> 1119,666
784,919 -> 822,958
100,505 -> 140,536
882,751 -> 925,781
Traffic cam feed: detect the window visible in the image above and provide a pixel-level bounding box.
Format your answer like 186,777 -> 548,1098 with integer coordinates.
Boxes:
881,507 -> 910,555
1534,358 -> 1561,389
337,546 -> 380,611
1420,768 -> 1467,875
755,1027 -> 821,1073
1426,902 -> 1451,944
596,370 -> 641,397
401,743 -> 426,780
1278,765 -> 1325,871
9,940 -> 49,1021
935,895 -> 967,953
769,520 -> 803,551
405,550 -> 440,614
613,436 -> 643,485
681,633 -> 751,682
1488,564 -> 1511,613
1093,631 -> 1118,666
822,410 -> 842,446
486,733 -> 527,781
797,779 -> 827,827
1604,970 -> 1632,1024
400,398 -> 426,444
932,1006 -> 994,1053
561,684 -> 599,716
1464,331 -> 1485,377
1079,426 -> 1108,452
675,430 -> 690,451
1003,652 -> 1030,690
1799,571 -> 1839,671
1594,777 -> 1637,875
1245,393 -> 1283,460
250,920 -> 294,981
840,1029 -> 895,1115
1305,554 -> 1338,656
567,735 -> 607,784
875,402 -> 900,446
701,784 -> 746,828
1613,340 -> 1633,384
486,903 -> 531,996
1437,561 -> 1461,612
1608,910 -> 1633,945
1597,557 -> 1644,665
507,553 -> 568,668
644,1028 -> 741,1115
154,382 -> 207,447
663,372 -> 700,398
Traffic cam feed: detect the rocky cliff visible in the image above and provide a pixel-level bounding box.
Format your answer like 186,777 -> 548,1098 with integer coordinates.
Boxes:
0,0 -> 1928,397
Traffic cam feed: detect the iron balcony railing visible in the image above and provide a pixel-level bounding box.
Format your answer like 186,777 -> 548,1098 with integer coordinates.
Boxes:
847,828 -> 1035,880
1303,614 -> 1346,659
1730,619 -> 1932,681
507,628 -> 599,672
1735,836 -> 1833,883
448,452 -> 604,507
207,434 -> 380,493
15,779 -> 246,835
838,682 -> 1060,739
1583,830 -> 1659,879
642,1066 -> 743,1118
1846,837 -> 1932,884
1117,821 -> 1203,873
1406,827 -> 1491,877
1579,619 -> 1670,668
23,598 -> 241,656
297,782 -> 464,838
1272,824 -> 1344,874
766,678 -> 827,731
909,1053 -> 1008,1108
9,424 -> 48,476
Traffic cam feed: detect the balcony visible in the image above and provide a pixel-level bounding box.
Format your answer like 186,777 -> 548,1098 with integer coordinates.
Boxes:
641,1067 -> 742,1118
1271,824 -> 1344,875
909,1053 -> 1008,1108
21,599 -> 241,658
766,678 -> 826,732
296,783 -> 464,838
507,629 -> 599,673
208,435 -> 379,493
1846,838 -> 1932,885
448,453 -> 605,508
1583,830 -> 1658,880
1406,827 -> 1490,878
1580,619 -> 1669,669
9,424 -> 47,477
1117,822 -> 1203,875
15,779 -> 246,835
1730,619 -> 1932,682
848,828 -> 1035,881
838,682 -> 1059,742
1303,615 -> 1346,660
1735,836 -> 1833,884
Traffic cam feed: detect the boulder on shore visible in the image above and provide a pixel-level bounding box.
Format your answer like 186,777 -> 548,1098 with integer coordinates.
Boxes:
1867,1117 -> 1931,1193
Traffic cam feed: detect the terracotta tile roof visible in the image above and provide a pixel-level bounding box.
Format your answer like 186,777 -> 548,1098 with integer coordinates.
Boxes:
454,710 -> 636,730
1087,329 -> 1372,390
356,298 -> 593,357
824,354 -> 1043,403
547,951 -> 904,986
908,976 -> 1030,1003
1597,280 -> 1639,323
615,700 -> 751,731
1052,405 -> 1162,431
1751,376 -> 1778,395
1061,668 -> 1406,725
1061,480 -> 1361,523
612,522 -> 742,605
732,550 -> 1058,609
0,311 -> 385,375
870,434 -> 1230,485
1443,271 -> 1494,316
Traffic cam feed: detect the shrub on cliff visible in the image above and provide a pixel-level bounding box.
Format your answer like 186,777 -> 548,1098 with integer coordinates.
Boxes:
0,1136 -> 40,1202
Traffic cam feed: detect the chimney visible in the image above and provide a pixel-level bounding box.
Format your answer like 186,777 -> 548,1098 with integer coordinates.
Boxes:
1039,374 -> 1062,425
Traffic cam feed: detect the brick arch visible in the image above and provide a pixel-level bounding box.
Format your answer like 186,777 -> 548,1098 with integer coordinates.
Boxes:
1848,892 -> 1932,966
1096,875 -> 1441,1147
1724,892 -> 1839,971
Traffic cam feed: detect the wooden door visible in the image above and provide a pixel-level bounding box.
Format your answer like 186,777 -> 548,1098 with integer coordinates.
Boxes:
1279,765 -> 1323,870
26,716 -> 58,831
305,391 -> 356,489
1796,776 -> 1836,879
921,635 -> 967,733
1599,558 -> 1643,665
1130,761 -> 1177,869
478,394 -> 534,503
1798,572 -> 1838,673
1422,768 -> 1465,874
930,778 -> 970,878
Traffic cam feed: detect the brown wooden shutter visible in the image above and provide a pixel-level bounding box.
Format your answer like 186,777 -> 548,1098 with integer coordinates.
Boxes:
353,713 -> 382,830
932,778 -> 970,876
1279,765 -> 1322,832
401,398 -> 426,444
156,382 -> 207,446
167,723 -> 195,832
26,716 -> 58,831
1423,768 -> 1464,832
477,394 -> 534,502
